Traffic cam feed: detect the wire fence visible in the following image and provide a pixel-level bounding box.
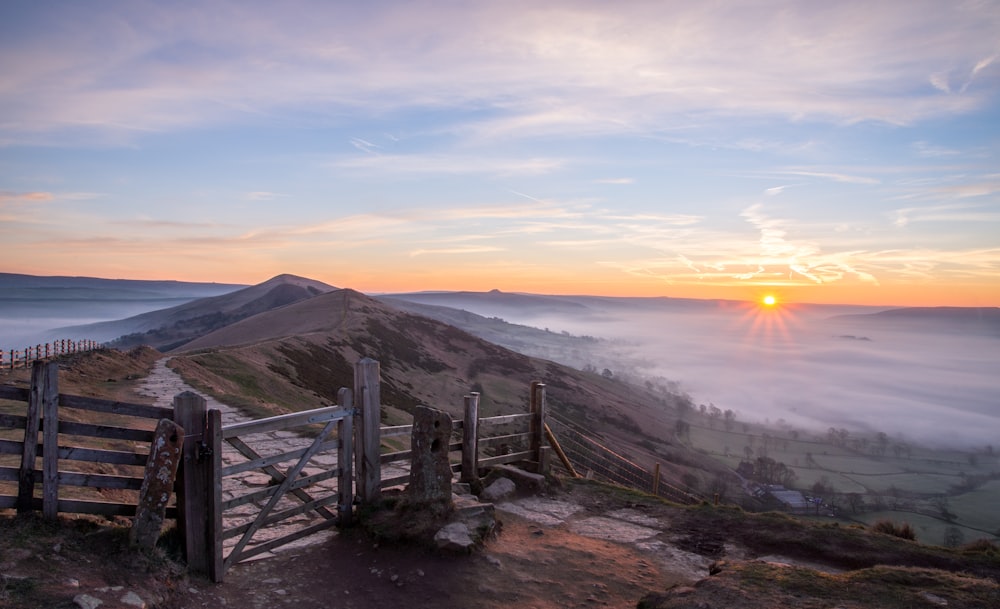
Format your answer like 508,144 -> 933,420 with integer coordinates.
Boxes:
0,339 -> 101,370
548,413 -> 705,505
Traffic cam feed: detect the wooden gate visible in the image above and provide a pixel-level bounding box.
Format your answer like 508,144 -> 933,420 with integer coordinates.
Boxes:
203,388 -> 354,581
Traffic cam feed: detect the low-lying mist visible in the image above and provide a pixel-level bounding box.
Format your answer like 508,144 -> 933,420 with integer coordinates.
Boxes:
440,298 -> 999,450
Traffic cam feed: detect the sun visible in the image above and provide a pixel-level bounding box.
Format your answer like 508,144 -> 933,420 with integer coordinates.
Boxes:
762,294 -> 777,307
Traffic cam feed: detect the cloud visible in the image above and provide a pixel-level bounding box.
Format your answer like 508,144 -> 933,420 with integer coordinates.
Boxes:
330,153 -> 566,176
594,177 -> 634,185
0,191 -> 54,204
2,1 -> 997,146
409,245 -> 505,257
349,137 -> 379,153
775,169 -> 880,185
246,191 -> 289,201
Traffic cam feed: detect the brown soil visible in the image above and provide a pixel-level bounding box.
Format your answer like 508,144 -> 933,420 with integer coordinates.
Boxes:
168,509 -> 686,609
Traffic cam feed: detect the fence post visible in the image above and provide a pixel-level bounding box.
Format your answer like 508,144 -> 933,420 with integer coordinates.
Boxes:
18,362 -> 55,512
205,408 -> 223,583
337,387 -> 354,527
461,393 -> 480,484
354,358 -> 381,505
173,391 -> 211,573
652,463 -> 661,496
529,381 -> 547,472
37,361 -> 60,519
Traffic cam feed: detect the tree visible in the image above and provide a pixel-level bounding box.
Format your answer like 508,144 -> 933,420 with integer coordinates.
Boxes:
943,526 -> 965,548
723,409 -> 736,431
675,419 -> 691,440
601,368 -> 614,379
846,493 -> 864,514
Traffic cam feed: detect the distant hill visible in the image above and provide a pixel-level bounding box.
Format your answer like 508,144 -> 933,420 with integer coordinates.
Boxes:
0,272 -> 244,300
831,306 -> 1000,337
58,274 -> 336,350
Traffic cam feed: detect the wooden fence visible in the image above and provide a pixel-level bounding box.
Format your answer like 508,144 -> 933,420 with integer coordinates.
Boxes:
0,360 -> 175,517
2,355 -> 682,584
1,339 -> 101,369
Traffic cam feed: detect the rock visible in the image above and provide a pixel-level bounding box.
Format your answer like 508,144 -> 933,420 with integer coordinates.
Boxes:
120,590 -> 147,608
409,406 -> 454,508
919,591 -> 948,606
73,593 -> 103,609
435,522 -> 475,552
489,464 -> 546,491
452,482 -> 473,496
481,477 -> 516,502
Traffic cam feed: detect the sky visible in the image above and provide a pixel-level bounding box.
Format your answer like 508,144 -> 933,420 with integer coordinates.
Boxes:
1,0 -> 999,307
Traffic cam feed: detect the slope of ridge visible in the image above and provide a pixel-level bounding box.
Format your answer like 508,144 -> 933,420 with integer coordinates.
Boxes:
57,274 -> 337,348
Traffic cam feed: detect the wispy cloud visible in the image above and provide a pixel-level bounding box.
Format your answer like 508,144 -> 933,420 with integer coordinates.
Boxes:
593,177 -> 634,185
246,191 -> 289,201
409,246 -> 505,257
0,191 -> 54,204
330,154 -> 566,176
2,1 -> 997,146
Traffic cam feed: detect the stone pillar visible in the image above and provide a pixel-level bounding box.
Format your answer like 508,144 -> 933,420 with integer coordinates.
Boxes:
409,406 -> 454,509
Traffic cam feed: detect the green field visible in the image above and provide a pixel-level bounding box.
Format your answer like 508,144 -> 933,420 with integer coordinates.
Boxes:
686,421 -> 1000,545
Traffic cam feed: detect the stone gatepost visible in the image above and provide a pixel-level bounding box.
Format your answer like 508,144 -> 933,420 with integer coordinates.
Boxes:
409,406 -> 454,510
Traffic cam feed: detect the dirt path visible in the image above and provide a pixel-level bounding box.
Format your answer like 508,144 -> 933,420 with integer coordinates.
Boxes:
139,357 -> 711,608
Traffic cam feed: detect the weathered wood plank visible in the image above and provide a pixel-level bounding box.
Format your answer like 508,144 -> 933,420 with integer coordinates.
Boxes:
17,362 -> 48,512
0,465 -> 18,481
206,408 -> 224,583
222,492 -> 342,540
54,419 -> 155,443
221,468 -> 340,511
39,444 -> 148,466
0,495 -> 16,509
40,362 -> 60,520
173,391 -> 209,574
379,424 -> 412,438
461,393 -> 480,484
221,405 -> 350,439
220,438 -> 339,477
0,439 -> 23,455
478,450 -> 535,467
0,413 -> 27,429
58,394 -> 172,420
0,386 -> 29,401
228,519 -> 338,566
354,358 -> 381,504
337,386 -> 353,526
11,496 -> 166,517
479,413 -> 531,426
57,471 -> 143,490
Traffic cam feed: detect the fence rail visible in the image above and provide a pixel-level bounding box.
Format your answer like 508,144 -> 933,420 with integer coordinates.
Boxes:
0,361 -> 170,517
1,339 -> 101,369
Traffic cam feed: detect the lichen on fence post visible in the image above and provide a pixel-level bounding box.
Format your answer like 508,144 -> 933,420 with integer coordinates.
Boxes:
131,419 -> 184,549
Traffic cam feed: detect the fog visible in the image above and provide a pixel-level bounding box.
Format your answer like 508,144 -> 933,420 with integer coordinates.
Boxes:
439,298 -> 1000,450
4,290 -> 997,449
0,298 -> 194,349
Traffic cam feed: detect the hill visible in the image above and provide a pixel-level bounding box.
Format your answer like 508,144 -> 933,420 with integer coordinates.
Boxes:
166,287 -> 719,492
58,274 -> 335,350
830,306 -> 1000,337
